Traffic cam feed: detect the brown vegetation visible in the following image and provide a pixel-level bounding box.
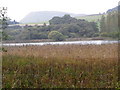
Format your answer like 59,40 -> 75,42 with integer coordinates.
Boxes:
2,44 -> 119,88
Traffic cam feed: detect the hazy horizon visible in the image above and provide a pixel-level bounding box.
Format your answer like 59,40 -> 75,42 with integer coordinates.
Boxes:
1,0 -> 119,21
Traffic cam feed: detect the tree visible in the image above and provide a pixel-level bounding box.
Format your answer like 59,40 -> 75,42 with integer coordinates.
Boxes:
48,31 -> 65,41
100,15 -> 106,33
49,14 -> 77,25
49,17 -> 61,25
0,7 -> 8,52
100,8 -> 119,39
4,14 -> 99,41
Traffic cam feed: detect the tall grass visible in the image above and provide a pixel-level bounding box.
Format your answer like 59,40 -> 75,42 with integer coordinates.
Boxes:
2,44 -> 119,88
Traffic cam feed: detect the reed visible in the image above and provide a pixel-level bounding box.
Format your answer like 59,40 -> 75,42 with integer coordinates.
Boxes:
2,44 -> 119,88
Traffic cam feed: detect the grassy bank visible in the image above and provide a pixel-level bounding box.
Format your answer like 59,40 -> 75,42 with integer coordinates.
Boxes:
2,44 -> 119,88
3,37 -> 117,43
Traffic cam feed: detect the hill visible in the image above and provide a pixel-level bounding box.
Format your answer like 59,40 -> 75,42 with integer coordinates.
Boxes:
20,11 -> 86,24
107,5 -> 120,13
75,14 -> 102,22
19,6 -> 119,25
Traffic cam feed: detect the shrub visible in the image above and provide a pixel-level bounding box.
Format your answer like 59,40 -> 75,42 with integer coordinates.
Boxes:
101,32 -> 120,39
48,31 -> 65,41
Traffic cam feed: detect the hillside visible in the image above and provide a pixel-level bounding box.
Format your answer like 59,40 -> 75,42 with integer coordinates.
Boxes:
70,5 -> 119,23
20,12 -> 103,24
20,11 -> 86,24
107,5 -> 120,13
75,14 -> 102,22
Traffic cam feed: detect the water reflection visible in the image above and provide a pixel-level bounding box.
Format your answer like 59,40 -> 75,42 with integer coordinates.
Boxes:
2,40 -> 119,46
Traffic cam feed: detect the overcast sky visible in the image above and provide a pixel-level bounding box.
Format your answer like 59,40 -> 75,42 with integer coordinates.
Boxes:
1,0 -> 119,21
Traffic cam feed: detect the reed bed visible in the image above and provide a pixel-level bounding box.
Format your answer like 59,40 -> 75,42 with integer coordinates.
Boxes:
2,44 -> 119,88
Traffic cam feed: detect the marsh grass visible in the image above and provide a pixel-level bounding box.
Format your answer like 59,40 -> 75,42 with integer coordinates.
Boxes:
2,44 -> 119,88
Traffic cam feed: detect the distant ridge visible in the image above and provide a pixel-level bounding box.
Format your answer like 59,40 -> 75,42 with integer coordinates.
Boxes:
20,11 -> 86,24
87,14 -> 102,16
107,5 -> 120,13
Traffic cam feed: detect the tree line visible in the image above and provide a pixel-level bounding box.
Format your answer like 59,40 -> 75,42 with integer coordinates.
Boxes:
4,14 -> 99,41
100,8 -> 119,39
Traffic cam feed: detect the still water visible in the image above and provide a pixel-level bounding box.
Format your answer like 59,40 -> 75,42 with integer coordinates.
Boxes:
2,40 -> 119,46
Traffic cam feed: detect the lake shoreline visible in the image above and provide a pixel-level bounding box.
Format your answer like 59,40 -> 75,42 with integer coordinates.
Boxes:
2,37 -> 117,44
2,40 -> 119,47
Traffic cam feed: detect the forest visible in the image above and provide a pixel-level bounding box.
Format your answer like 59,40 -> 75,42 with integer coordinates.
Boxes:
100,7 -> 119,39
1,8 -> 119,42
3,14 -> 99,41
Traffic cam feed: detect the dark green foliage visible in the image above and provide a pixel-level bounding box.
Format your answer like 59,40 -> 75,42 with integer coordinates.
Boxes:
5,14 -> 99,41
101,32 -> 120,39
100,15 -> 106,33
0,18 -> 8,40
2,31 -> 8,40
0,8 -> 9,53
31,33 -> 48,39
49,14 -> 77,25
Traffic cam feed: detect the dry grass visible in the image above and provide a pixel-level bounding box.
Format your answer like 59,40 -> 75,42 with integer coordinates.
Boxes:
2,44 -> 119,88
